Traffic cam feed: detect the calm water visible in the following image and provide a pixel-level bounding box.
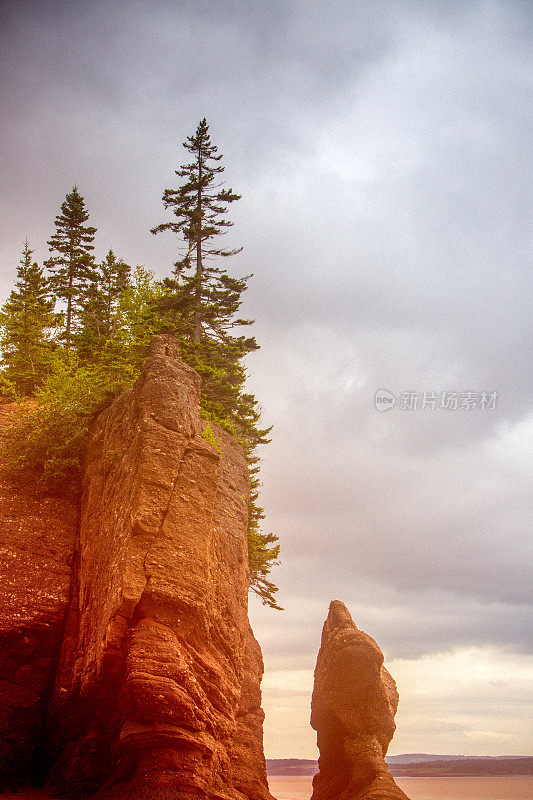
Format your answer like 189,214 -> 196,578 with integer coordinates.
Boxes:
268,775 -> 533,800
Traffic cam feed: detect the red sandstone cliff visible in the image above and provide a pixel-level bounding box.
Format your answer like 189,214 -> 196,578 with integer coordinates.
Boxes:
0,406 -> 78,787
1,340 -> 415,800
0,336 -> 273,800
311,601 -> 410,800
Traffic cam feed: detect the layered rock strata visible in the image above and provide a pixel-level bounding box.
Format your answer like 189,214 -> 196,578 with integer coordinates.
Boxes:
311,601 -> 410,800
47,335 -> 273,800
0,337 -> 272,800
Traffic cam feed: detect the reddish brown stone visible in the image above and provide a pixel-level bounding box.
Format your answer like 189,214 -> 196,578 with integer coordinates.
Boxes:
45,336 -> 273,800
311,601 -> 411,800
0,406 -> 78,788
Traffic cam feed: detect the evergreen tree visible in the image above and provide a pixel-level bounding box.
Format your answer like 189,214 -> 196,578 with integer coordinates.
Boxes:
77,249 -> 131,362
152,119 -> 281,608
45,186 -> 96,349
83,265 -> 164,380
114,266 -> 165,365
151,118 -> 260,433
98,250 -> 131,333
0,241 -> 55,396
151,117 -> 247,344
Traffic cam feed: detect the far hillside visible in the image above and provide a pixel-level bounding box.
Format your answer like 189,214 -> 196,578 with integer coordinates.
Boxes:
266,756 -> 533,777
391,757 -> 533,777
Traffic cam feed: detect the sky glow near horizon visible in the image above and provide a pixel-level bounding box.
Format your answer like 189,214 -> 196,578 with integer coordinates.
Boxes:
1,0 -> 531,758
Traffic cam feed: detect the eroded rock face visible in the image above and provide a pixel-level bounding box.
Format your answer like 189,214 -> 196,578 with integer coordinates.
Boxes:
44,336 -> 272,800
0,406 -> 78,788
311,601 -> 410,800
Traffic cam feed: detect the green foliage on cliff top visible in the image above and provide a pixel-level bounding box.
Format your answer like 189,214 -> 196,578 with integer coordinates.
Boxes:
1,360 -> 109,494
0,266 -> 164,493
0,241 -> 55,397
0,122 -> 281,608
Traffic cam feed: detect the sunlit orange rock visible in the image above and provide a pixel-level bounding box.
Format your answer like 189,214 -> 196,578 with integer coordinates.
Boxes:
0,337 -> 272,800
311,601 -> 411,800
46,335 -> 273,800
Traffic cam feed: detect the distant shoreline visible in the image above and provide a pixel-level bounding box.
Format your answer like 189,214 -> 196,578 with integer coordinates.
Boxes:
266,756 -> 533,778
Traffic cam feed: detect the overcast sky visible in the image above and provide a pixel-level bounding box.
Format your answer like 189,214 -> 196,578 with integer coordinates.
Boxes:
1,0 -> 531,758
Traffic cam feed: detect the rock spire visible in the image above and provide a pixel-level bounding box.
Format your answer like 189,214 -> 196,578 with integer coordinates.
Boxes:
311,600 -> 410,800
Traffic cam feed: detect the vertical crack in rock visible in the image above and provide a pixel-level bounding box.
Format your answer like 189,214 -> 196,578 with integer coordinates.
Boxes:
40,336 -> 273,800
140,445 -> 192,587
311,601 -> 411,800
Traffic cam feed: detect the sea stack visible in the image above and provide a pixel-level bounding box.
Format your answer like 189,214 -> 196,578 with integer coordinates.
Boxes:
0,335 -> 273,800
311,600 -> 410,800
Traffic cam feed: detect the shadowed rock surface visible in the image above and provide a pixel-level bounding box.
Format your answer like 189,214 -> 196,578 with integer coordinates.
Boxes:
0,406 -> 78,788
311,601 -> 410,800
0,337 -> 273,800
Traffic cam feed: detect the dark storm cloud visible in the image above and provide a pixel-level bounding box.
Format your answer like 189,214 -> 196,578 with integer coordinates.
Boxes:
1,0 -> 532,755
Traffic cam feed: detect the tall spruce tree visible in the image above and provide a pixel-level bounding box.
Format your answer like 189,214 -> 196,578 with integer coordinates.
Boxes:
0,241 -> 55,396
152,119 -> 281,608
45,186 -> 96,349
151,117 -> 247,344
152,119 -> 259,430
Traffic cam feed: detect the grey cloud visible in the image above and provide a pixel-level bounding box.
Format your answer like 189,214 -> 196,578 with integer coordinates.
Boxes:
254,415 -> 533,608
251,581 -> 532,665
1,0 -> 532,755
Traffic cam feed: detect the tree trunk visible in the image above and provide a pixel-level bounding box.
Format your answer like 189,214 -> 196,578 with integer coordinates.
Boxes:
66,252 -> 73,351
193,152 -> 203,344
